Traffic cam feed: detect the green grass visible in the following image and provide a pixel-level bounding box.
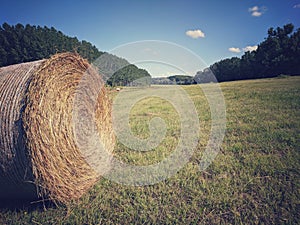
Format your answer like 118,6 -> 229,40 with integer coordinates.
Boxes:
1,76 -> 299,224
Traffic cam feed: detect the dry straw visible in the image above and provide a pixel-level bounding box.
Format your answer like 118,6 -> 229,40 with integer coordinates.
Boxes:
0,53 -> 115,204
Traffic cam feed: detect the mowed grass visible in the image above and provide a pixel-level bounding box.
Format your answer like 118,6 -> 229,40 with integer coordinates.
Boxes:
1,76 -> 299,224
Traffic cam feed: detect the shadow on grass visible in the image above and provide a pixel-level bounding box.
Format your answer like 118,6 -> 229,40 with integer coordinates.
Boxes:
0,198 -> 57,212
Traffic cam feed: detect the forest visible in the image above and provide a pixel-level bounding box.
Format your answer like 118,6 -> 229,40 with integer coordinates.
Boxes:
0,22 -> 102,66
195,23 -> 300,82
0,23 -> 151,85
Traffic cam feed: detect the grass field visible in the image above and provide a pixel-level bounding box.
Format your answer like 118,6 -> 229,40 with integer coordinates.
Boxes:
1,76 -> 299,224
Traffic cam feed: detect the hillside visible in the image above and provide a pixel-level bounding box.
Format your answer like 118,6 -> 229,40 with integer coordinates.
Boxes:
0,23 -> 151,83
106,64 -> 151,86
0,23 -> 102,66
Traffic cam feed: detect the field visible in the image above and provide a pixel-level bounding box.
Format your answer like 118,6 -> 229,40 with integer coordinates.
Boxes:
1,76 -> 299,224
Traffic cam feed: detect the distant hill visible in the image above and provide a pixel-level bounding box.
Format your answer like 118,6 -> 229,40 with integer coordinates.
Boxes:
0,23 -> 151,84
107,64 -> 151,86
92,52 -> 130,82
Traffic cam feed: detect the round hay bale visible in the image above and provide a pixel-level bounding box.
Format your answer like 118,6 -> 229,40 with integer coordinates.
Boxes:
0,53 -> 115,204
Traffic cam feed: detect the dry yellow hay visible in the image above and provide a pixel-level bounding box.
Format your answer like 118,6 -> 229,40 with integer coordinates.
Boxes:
0,53 -> 115,204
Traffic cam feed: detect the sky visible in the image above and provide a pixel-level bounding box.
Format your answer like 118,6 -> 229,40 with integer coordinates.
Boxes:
1,0 -> 300,77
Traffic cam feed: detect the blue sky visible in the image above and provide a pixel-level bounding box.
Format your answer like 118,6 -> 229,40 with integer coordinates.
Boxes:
1,0 -> 300,76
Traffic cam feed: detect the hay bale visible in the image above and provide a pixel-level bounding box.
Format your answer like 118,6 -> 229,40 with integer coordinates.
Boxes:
0,53 -> 114,204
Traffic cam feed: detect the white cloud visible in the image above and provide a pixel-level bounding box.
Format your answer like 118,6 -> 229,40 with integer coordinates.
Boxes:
251,11 -> 262,17
248,5 -> 266,17
294,4 -> 300,8
186,29 -> 205,39
249,6 -> 259,12
229,45 -> 258,53
229,47 -> 241,53
243,45 -> 258,52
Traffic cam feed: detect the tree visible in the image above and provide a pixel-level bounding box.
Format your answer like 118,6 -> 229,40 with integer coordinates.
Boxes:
0,23 -> 105,66
195,23 -> 300,82
168,75 -> 196,85
0,23 -> 152,85
107,64 -> 151,86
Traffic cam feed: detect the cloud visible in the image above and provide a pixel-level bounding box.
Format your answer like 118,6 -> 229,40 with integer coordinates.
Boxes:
248,5 -> 266,17
229,45 -> 258,53
186,29 -> 205,39
243,45 -> 258,52
294,4 -> 300,8
251,11 -> 262,17
249,6 -> 259,12
229,47 -> 241,53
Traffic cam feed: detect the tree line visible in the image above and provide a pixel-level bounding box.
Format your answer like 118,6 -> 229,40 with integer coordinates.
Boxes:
152,75 -> 196,85
107,64 -> 151,86
0,23 -> 102,66
1,23 -> 298,85
0,23 -> 152,86
195,23 -> 300,83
